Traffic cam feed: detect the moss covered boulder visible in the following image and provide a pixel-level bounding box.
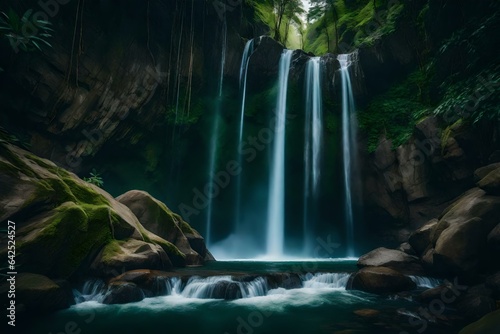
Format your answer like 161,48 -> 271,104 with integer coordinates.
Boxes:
0,143 -> 206,280
117,190 -> 214,263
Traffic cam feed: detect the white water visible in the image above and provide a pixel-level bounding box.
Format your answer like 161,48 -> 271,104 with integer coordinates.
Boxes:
205,15 -> 227,246
338,53 -> 358,257
303,57 -> 323,253
75,272 -> 351,303
266,49 -> 293,257
234,39 -> 254,233
409,276 -> 442,289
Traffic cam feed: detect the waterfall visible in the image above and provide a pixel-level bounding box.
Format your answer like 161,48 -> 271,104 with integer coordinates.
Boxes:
73,272 -> 352,304
234,39 -> 254,232
266,49 -> 293,257
303,57 -> 323,254
205,14 -> 228,247
338,53 -> 358,257
302,273 -> 350,289
409,276 -> 442,289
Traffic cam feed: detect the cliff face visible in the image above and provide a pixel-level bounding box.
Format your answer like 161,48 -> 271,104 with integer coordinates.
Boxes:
0,0 -> 257,193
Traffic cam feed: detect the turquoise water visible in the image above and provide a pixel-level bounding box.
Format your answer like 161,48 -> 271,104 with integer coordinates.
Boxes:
23,261 -> 465,334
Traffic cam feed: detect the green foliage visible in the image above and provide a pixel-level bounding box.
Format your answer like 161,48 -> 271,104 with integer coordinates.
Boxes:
304,0 -> 405,54
433,65 -> 500,127
0,8 -> 53,52
358,69 -> 433,152
83,168 -> 104,188
246,0 -> 304,47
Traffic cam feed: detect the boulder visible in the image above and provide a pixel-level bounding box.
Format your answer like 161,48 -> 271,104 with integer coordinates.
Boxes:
102,281 -> 144,304
347,267 -> 416,294
397,139 -> 430,202
0,143 -> 194,279
455,294 -> 496,320
110,269 -> 173,296
474,163 -> 500,182
488,224 -> 500,253
408,219 -> 438,256
117,190 -> 206,265
398,242 -> 416,256
90,239 -> 172,277
459,309 -> 500,334
358,247 -> 425,275
430,188 -> 500,275
0,273 -> 73,315
478,168 -> 500,195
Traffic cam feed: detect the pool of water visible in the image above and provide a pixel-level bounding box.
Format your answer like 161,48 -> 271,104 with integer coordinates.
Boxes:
23,260 -> 465,334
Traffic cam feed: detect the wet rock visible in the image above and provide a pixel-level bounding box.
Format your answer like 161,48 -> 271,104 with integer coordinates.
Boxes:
117,190 -> 206,265
474,163 -> 500,182
477,168 -> 500,195
408,219 -> 438,256
358,247 -> 425,275
347,267 -> 416,294
102,281 -> 144,305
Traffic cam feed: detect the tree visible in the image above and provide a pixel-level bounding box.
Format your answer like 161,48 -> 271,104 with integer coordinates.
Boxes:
248,0 -> 304,46
308,0 -> 339,53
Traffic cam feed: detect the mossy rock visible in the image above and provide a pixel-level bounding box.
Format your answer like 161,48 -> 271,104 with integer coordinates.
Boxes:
91,238 -> 172,277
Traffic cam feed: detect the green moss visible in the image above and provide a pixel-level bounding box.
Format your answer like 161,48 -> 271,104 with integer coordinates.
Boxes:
98,240 -> 124,264
0,144 -> 36,177
62,177 -> 109,206
179,220 -> 195,235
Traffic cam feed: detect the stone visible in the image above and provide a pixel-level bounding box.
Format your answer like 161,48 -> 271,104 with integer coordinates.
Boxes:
429,188 -> 500,275
102,281 -> 145,304
117,190 -> 205,265
398,242 -> 416,256
0,143 -> 195,279
477,168 -> 500,195
0,273 -> 73,314
347,267 -> 416,294
396,139 -> 430,202
91,239 -> 172,277
408,219 -> 438,256
474,163 -> 500,182
455,294 -> 496,320
487,224 -> 500,253
459,309 -> 500,334
358,247 -> 425,275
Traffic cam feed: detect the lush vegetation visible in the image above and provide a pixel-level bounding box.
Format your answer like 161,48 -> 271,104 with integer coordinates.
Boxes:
0,8 -> 53,52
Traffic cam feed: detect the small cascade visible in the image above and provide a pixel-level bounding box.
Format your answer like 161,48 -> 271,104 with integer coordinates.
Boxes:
205,13 -> 228,246
303,57 -> 323,253
338,53 -> 358,257
235,39 -> 255,232
73,272 -> 352,304
73,279 -> 107,303
180,276 -> 268,299
266,49 -> 294,257
409,276 -> 443,289
302,273 -> 350,289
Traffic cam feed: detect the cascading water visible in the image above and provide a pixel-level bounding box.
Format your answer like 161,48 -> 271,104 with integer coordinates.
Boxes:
303,57 -> 323,254
74,272 -> 351,302
338,53 -> 358,257
266,49 -> 293,257
205,12 -> 228,246
234,39 -> 254,232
